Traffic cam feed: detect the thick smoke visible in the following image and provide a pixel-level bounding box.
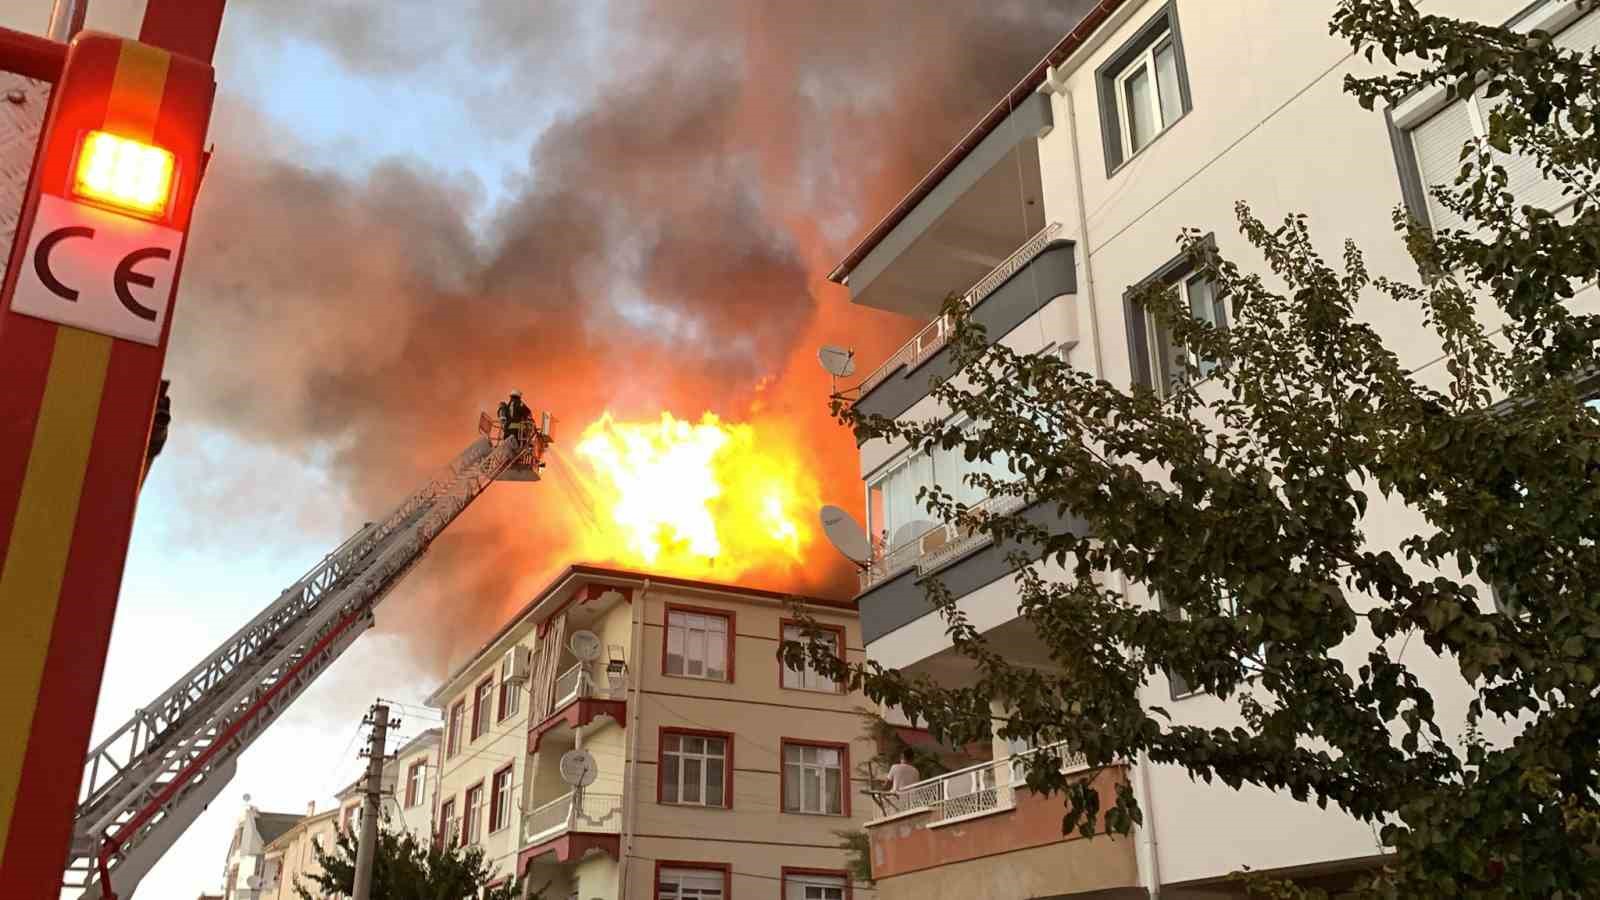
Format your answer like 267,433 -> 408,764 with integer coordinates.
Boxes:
168,0 -> 1092,671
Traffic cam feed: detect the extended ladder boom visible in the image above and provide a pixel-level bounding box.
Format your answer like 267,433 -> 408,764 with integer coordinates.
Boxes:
65,416 -> 549,900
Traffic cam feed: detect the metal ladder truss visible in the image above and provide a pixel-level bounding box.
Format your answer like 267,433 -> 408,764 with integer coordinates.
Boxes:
65,428 -> 529,899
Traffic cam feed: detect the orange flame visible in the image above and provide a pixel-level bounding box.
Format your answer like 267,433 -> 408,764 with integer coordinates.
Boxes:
569,411 -> 820,581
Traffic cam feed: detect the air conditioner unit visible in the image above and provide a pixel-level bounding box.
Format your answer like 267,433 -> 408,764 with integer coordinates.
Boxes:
502,645 -> 532,682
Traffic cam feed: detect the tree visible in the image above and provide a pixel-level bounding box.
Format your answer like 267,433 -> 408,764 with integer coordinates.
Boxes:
293,823 -> 531,900
788,1 -> 1600,895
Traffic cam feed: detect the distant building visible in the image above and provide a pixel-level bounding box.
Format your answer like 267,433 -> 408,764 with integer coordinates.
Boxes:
427,563 -> 878,899
220,804 -> 302,900
334,728 -> 442,840
258,804 -> 336,900
827,0 -> 1600,898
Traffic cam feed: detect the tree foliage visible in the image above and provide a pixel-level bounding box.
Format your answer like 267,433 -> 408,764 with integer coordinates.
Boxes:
786,0 -> 1600,895
293,822 -> 529,900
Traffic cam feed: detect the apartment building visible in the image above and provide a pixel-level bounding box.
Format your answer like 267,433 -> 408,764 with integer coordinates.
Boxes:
426,563 -> 879,899
827,0 -> 1600,898
219,804 -> 302,900
333,728 -> 442,839
258,805 -> 336,900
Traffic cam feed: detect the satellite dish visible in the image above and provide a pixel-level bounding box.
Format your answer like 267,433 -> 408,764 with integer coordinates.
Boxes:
891,520 -> 936,550
819,505 -> 871,564
559,748 -> 598,787
817,345 -> 856,378
569,630 -> 602,662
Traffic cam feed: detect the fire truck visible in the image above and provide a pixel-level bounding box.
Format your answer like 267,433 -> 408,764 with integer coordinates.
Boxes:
67,414 -> 553,899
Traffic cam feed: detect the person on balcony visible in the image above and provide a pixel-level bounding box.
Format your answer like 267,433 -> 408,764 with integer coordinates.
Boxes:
886,748 -> 920,799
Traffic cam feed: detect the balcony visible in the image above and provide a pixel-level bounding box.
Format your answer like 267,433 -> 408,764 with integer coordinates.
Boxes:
528,660 -> 627,753
860,491 -> 1029,593
517,791 -> 623,872
863,746 -> 1139,896
853,222 -> 1076,425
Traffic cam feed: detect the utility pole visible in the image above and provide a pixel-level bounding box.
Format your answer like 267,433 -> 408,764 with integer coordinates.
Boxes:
353,702 -> 396,900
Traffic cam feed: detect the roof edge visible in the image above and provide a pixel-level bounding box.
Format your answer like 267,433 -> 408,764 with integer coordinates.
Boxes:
827,0 -> 1129,285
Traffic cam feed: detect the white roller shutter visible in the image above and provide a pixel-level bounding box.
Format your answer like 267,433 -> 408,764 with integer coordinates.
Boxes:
1411,102 -> 1476,231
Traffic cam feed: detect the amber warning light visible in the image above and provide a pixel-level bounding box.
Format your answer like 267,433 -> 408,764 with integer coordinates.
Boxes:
71,130 -> 176,219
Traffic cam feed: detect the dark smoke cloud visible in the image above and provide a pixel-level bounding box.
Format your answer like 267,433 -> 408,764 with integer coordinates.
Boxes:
168,0 -> 1093,671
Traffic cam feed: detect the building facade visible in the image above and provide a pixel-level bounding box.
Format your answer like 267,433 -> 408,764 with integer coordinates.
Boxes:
827,0 -> 1600,897
334,728 -> 442,842
258,805 -> 336,900
426,564 -> 880,899
220,804 -> 302,900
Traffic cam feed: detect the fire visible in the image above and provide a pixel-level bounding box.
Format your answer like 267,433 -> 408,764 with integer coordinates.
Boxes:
569,411 -> 819,581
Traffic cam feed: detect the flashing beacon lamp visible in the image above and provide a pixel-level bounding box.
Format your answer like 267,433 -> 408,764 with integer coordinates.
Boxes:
0,14 -> 221,900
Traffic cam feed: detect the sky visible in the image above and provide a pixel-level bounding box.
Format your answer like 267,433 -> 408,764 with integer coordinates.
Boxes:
1,0 -> 1092,895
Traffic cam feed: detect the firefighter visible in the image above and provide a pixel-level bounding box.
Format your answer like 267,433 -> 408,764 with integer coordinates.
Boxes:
504,389 -> 533,442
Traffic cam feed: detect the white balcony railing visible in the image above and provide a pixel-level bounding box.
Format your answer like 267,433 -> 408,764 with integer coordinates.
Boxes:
859,490 -> 1028,592
520,790 -> 624,847
869,741 -> 1088,827
858,221 -> 1065,396
552,662 -> 586,710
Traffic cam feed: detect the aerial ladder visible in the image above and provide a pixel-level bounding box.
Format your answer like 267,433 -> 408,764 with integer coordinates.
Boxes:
62,409 -> 554,900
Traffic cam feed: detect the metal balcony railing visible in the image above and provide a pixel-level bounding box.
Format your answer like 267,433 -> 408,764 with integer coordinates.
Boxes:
857,221 -> 1065,396
869,741 -> 1088,826
859,490 -> 1028,591
552,662 -> 587,710
520,791 -> 624,847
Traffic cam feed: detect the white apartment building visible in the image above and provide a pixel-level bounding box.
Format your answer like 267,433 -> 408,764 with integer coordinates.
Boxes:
828,1 -> 1600,897
333,728 -> 442,840
219,804 -> 302,900
427,563 -> 879,899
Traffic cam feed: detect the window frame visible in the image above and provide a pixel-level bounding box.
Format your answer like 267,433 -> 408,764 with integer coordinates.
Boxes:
438,796 -> 457,847
471,675 -> 494,741
462,780 -> 485,846
781,867 -> 852,900
497,651 -> 522,721
653,861 -> 732,900
779,619 -> 846,694
780,738 -> 851,817
405,759 -> 426,808
657,727 -> 734,809
446,700 -> 464,758
489,764 -> 514,834
1096,1 -> 1192,174
1123,233 -> 1222,397
661,603 -> 735,683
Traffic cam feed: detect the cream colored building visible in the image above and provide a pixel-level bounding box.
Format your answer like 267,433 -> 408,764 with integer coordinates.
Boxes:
258,806 -> 337,900
333,728 -> 442,841
827,0 -> 1600,898
427,563 -> 879,899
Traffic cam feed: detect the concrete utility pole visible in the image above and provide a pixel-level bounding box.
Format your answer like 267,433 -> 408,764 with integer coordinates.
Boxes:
352,702 -> 395,900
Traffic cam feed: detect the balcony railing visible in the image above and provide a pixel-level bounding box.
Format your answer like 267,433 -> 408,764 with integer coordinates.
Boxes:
520,790 -> 624,847
858,221 -> 1065,396
869,742 -> 1087,827
552,662 -> 586,709
859,490 -> 1029,591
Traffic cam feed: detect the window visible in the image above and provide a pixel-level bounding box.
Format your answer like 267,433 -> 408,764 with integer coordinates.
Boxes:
1395,3 -> 1597,229
659,730 -> 730,808
781,622 -> 842,693
497,651 -> 522,721
865,425 -> 1017,554
783,870 -> 849,900
405,760 -> 426,808
656,864 -> 728,900
489,765 -> 514,833
438,798 -> 456,847
472,676 -> 494,741
340,804 -> 358,832
664,607 -> 731,681
463,782 -> 484,845
446,700 -> 464,758
1097,2 -> 1191,172
1125,239 -> 1225,397
1159,588 -> 1263,700
782,740 -> 847,816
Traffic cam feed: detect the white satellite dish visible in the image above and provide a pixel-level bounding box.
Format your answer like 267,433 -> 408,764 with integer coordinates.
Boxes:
819,505 -> 871,564
817,345 -> 856,378
559,748 -> 598,788
569,630 -> 602,662
891,520 -> 935,550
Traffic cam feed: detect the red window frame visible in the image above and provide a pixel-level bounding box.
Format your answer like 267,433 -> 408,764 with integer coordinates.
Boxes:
463,780 -> 485,845
405,759 -> 426,807
656,726 -> 735,809
446,700 -> 464,757
781,867 -> 853,900
779,738 -> 851,817
653,860 -> 732,900
471,675 -> 494,740
778,618 -> 847,694
661,602 -> 736,683
497,667 -> 520,721
438,796 -> 456,846
489,764 -> 514,833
